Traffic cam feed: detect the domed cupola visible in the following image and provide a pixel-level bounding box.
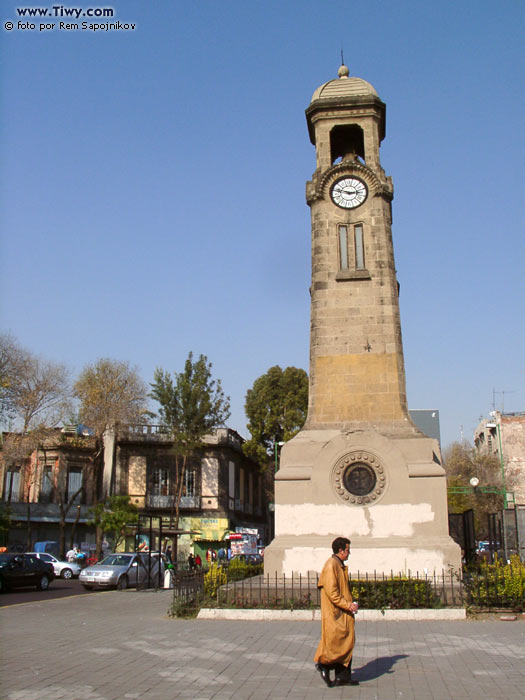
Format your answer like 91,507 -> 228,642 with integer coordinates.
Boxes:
305,65 -> 386,170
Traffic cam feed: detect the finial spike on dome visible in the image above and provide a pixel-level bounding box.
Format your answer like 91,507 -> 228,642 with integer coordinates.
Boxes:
338,64 -> 349,79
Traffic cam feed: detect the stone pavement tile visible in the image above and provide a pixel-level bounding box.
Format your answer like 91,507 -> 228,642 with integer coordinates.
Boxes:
2,593 -> 525,700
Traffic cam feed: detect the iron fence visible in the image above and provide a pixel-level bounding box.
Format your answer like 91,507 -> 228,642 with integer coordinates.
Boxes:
197,569 -> 465,609
180,565 -> 524,611
171,569 -> 205,603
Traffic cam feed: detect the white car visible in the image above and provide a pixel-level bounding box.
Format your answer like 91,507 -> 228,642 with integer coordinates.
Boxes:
28,552 -> 82,579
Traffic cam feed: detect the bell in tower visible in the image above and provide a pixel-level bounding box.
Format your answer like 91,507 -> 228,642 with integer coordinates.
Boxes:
264,66 -> 461,577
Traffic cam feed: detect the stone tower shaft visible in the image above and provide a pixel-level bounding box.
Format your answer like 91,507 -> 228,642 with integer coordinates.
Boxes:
305,71 -> 409,431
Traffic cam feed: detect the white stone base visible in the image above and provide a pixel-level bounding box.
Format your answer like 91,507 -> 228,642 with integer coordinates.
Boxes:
264,535 -> 461,577
197,608 -> 466,621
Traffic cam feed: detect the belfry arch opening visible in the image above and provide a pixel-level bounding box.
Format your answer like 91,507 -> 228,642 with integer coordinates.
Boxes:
330,125 -> 365,165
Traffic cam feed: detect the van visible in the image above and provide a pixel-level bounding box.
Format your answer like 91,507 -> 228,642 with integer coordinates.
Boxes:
34,541 -> 59,557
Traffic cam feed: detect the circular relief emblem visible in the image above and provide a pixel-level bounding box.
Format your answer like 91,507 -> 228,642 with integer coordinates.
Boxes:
343,463 -> 376,496
332,451 -> 387,506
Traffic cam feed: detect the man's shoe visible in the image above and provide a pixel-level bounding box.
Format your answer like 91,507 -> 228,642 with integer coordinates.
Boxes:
334,677 -> 359,686
315,663 -> 333,688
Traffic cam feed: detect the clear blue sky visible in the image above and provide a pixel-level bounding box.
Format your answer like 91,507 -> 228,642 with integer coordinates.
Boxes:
1,0 -> 524,449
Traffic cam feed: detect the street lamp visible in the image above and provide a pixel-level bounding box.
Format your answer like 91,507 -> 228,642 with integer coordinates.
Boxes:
448,477 -> 514,504
274,441 -> 285,472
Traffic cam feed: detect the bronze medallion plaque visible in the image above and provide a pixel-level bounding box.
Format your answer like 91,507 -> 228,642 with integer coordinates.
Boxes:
343,463 -> 376,495
332,451 -> 387,506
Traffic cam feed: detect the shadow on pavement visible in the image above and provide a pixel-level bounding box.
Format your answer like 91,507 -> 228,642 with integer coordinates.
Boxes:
355,654 -> 409,681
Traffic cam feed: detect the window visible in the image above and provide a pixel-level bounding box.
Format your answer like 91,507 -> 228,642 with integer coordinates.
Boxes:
239,468 -> 245,503
152,468 -> 169,497
184,469 -> 195,498
41,466 -> 53,500
4,468 -> 20,502
229,461 -> 235,499
337,223 -> 370,280
234,465 -> 240,500
354,224 -> 365,270
67,468 -> 83,503
339,225 -> 349,270
244,471 -> 250,505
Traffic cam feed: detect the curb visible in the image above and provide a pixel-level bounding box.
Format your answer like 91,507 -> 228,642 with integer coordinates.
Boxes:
197,608 -> 467,621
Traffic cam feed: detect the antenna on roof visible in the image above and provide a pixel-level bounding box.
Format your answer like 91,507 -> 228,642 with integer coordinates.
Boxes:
340,47 -> 344,66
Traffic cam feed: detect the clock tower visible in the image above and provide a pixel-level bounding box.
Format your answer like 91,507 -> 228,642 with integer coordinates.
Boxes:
264,66 -> 461,576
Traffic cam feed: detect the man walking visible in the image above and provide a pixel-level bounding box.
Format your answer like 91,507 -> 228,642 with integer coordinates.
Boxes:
314,537 -> 359,687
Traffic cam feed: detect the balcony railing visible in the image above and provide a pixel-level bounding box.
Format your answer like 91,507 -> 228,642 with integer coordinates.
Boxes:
123,424 -> 172,441
121,425 -> 244,452
146,495 -> 199,509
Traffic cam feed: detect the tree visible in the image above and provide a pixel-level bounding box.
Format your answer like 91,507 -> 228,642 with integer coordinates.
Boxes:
0,333 -> 24,426
243,366 -> 308,464
444,441 -> 513,540
88,495 -> 139,552
150,352 -> 230,560
74,358 -> 149,437
46,457 -> 85,559
74,358 -> 149,557
0,333 -> 70,432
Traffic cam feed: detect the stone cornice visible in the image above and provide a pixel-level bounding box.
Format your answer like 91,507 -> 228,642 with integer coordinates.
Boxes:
305,95 -> 386,144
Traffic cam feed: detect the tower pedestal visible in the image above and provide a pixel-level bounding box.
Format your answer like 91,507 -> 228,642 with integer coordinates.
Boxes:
265,427 -> 461,575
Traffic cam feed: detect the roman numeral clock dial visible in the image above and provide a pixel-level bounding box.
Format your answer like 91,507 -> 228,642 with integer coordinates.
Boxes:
330,177 -> 368,209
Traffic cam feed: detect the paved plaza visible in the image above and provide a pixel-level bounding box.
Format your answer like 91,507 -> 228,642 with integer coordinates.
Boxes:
1,589 -> 524,700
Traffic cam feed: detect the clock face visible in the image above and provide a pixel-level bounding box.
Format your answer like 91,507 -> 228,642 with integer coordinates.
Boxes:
330,177 -> 368,209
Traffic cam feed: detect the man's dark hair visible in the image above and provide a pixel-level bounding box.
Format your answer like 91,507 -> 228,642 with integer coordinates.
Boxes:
332,537 -> 350,554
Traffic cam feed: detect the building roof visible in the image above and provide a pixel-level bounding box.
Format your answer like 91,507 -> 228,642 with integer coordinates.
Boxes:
310,64 -> 378,103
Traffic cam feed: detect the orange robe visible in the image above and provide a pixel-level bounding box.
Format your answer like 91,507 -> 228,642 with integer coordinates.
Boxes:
313,555 -> 355,666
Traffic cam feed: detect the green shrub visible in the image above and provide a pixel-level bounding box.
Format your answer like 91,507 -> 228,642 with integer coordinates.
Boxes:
350,577 -> 441,609
464,555 -> 525,610
225,557 -> 246,581
204,562 -> 227,597
226,558 -> 263,581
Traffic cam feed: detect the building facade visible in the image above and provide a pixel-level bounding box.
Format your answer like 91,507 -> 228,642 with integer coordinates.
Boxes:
0,428 -> 96,551
1,426 -> 270,558
107,425 -> 269,557
474,411 -> 525,504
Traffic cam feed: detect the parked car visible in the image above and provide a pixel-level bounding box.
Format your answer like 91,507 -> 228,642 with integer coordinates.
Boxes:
0,553 -> 55,593
79,552 -> 168,590
28,552 -> 81,579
